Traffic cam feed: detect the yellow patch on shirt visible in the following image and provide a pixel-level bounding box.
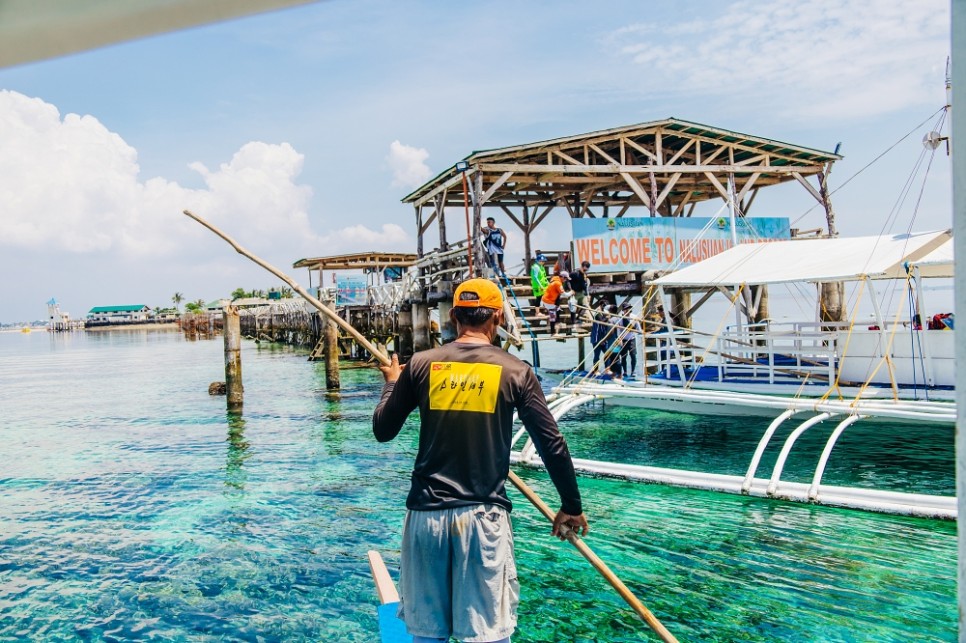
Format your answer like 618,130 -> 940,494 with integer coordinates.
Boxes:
429,362 -> 502,413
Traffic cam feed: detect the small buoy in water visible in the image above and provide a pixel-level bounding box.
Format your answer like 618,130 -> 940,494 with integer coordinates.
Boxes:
208,381 -> 227,395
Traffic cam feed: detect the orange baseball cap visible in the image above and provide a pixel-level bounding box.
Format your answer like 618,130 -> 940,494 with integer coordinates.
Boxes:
453,278 -> 504,310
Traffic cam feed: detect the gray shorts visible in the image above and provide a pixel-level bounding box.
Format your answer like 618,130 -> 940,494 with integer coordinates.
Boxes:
399,505 -> 519,642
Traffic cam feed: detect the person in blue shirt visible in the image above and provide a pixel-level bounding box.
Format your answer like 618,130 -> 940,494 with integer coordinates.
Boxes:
481,217 -> 507,275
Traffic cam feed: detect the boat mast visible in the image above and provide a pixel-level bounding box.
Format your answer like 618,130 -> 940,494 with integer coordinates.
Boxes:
951,2 -> 965,641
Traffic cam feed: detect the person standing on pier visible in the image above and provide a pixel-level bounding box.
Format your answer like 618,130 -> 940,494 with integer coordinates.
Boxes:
530,252 -> 549,299
603,304 -> 624,379
541,271 -> 568,337
570,261 -> 591,322
481,217 -> 507,276
372,278 -> 588,643
618,302 -> 641,378
590,300 -> 608,373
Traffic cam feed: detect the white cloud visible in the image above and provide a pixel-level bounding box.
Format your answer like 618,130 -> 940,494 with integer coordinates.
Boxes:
387,140 -> 432,189
329,222 -> 410,248
607,0 -> 949,121
0,90 -> 411,263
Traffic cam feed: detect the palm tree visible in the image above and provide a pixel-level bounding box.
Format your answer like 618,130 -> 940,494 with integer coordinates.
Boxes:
172,292 -> 184,311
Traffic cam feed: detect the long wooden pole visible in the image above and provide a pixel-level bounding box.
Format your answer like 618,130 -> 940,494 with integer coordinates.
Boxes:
184,208 -> 677,642
183,210 -> 387,362
508,470 -> 678,643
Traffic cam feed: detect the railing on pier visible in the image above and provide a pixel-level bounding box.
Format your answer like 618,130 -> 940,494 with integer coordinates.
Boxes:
646,320 -> 849,387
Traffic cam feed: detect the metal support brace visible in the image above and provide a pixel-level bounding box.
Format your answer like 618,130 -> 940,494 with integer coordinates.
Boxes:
741,409 -> 799,493
808,415 -> 866,500
767,412 -> 835,496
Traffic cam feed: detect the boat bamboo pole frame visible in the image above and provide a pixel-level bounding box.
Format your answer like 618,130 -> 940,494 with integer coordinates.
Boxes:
183,208 -> 678,643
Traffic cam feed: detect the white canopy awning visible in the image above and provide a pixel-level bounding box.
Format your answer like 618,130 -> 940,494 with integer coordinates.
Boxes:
0,0 -> 319,69
908,238 -> 955,278
652,230 -> 952,288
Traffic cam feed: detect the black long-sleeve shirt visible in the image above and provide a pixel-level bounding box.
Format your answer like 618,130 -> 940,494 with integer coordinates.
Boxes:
372,342 -> 582,516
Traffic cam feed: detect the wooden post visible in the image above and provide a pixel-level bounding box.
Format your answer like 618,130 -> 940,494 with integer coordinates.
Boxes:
223,305 -> 243,410
669,289 -> 692,330
820,282 -> 845,323
577,335 -> 586,370
436,193 -> 448,251
752,285 -> 770,323
522,204 -> 532,267
416,204 -> 424,258
324,300 -> 340,390
438,299 -> 456,344
397,307 -> 414,359
471,171 -> 487,277
413,303 -> 431,351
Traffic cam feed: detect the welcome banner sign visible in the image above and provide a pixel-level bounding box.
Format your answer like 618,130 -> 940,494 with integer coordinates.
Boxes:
572,217 -> 791,272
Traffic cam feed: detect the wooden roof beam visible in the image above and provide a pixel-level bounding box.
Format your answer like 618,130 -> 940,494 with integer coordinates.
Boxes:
666,139 -> 695,165
622,137 -> 658,163
589,142 -> 620,165
673,189 -> 695,216
532,203 -> 556,228
620,172 -> 651,208
792,172 -> 825,204
478,163 -> 824,174
482,171 -> 513,203
413,169 -> 473,208
498,205 -> 526,231
737,173 -> 761,203
553,149 -> 584,166
703,172 -> 732,202
654,173 -> 682,210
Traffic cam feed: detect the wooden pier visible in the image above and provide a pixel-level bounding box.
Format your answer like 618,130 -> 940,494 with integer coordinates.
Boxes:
185,118 -> 845,382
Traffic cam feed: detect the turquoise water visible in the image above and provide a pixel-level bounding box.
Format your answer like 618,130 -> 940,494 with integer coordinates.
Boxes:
0,330 -> 956,641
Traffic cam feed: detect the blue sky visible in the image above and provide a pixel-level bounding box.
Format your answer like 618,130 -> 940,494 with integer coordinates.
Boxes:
0,0 -> 953,323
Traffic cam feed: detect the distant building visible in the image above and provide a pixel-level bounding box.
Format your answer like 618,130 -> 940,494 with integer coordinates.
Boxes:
205,299 -> 231,312
86,305 -> 151,326
46,298 -> 73,331
227,297 -> 272,309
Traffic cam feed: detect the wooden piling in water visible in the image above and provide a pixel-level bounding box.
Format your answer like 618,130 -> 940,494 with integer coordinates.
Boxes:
413,303 -> 431,351
438,299 -> 455,343
323,301 -> 340,390
223,305 -> 243,410
397,307 -> 414,358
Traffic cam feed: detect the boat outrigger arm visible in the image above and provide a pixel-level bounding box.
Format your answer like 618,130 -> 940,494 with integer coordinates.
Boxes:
511,391 -> 956,519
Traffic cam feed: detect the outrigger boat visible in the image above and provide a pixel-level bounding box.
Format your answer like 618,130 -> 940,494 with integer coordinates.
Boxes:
367,551 -> 411,643
516,230 -> 957,519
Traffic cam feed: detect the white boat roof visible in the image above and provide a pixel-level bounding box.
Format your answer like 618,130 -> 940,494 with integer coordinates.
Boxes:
0,1 -> 316,69
908,237 -> 955,278
652,230 -> 952,288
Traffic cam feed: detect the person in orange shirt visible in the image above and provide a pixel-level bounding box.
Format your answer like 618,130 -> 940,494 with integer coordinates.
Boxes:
540,271 -> 569,336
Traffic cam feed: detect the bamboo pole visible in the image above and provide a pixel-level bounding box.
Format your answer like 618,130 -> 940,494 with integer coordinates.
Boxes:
183,210 -> 387,362
508,470 -> 679,643
184,209 -> 677,642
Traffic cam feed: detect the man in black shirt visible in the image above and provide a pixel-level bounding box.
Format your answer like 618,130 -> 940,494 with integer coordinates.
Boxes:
373,278 -> 588,643
570,260 -> 592,322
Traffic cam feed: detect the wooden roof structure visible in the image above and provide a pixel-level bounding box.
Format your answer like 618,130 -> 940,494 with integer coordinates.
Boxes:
293,252 -> 417,271
402,118 -> 843,272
